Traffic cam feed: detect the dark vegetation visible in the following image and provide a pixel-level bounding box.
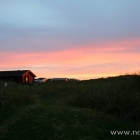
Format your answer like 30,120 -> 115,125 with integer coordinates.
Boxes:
0,74 -> 140,139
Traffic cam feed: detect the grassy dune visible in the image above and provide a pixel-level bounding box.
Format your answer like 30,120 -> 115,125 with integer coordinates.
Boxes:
0,75 -> 140,139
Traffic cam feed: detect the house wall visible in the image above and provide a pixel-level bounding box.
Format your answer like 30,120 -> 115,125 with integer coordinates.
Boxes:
22,72 -> 35,83
0,76 -> 22,83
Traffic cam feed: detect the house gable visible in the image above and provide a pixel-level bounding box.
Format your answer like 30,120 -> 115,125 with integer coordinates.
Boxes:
22,70 -> 36,83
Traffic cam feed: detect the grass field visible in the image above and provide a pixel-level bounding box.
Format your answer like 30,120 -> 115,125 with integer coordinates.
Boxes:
0,74 -> 140,140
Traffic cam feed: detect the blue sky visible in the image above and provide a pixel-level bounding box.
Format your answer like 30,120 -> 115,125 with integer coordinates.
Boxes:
0,0 -> 140,79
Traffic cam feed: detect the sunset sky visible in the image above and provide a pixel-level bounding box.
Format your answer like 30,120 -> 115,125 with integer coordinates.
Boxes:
0,0 -> 140,80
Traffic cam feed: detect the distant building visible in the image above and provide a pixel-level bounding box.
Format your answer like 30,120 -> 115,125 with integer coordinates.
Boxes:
51,78 -> 69,82
46,78 -> 52,82
69,78 -> 78,81
34,78 -> 47,83
0,70 -> 36,83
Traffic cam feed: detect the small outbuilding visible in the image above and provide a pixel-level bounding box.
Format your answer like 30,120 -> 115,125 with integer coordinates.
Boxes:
0,70 -> 36,83
51,78 -> 69,82
34,78 -> 47,83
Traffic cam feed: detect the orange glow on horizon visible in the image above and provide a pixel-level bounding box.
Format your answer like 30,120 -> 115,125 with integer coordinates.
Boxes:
1,38 -> 140,80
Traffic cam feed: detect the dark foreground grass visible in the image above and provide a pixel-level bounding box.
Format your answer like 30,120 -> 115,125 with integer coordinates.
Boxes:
0,74 -> 140,139
0,105 -> 139,140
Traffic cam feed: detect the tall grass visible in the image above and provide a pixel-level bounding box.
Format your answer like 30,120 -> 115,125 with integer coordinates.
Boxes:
0,74 -> 140,124
0,82 -> 35,107
71,75 -> 140,124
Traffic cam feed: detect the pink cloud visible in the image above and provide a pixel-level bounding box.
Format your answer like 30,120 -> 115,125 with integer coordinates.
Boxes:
1,38 -> 140,79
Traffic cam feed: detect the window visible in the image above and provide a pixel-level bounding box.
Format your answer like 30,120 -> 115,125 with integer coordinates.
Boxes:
26,76 -> 29,82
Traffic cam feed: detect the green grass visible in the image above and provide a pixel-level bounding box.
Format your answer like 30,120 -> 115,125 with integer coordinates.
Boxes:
0,75 -> 140,139
0,105 -> 139,140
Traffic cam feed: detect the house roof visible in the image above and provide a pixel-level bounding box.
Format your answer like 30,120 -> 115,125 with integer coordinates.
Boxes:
52,78 -> 69,81
37,78 -> 46,80
0,70 -> 36,77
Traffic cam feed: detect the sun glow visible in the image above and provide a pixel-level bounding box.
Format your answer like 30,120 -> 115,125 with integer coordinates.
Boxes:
1,38 -> 140,79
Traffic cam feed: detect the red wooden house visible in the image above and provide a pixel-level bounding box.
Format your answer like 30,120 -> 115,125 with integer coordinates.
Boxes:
0,70 -> 36,83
